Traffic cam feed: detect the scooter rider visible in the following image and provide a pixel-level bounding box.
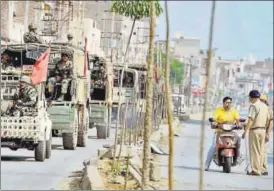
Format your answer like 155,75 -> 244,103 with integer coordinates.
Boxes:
205,96 -> 243,171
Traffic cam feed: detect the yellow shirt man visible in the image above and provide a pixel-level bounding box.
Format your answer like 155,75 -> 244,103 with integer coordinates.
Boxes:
212,107 -> 240,132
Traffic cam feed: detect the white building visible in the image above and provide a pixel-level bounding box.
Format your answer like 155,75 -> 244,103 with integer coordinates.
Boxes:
172,32 -> 201,59
83,18 -> 103,56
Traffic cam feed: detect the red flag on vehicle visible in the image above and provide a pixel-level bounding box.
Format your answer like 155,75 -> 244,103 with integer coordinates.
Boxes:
31,48 -> 50,84
83,37 -> 88,77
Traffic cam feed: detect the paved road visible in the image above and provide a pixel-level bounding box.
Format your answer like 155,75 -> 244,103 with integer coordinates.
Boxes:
161,110 -> 273,190
1,128 -> 115,190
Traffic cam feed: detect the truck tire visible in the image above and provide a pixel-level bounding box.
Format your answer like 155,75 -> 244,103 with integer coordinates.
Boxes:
77,108 -> 89,147
62,112 -> 78,150
96,125 -> 108,139
62,133 -> 77,150
46,133 -> 52,159
223,157 -> 232,173
34,140 -> 46,162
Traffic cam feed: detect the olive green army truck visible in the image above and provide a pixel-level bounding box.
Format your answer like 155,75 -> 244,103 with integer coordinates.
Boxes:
88,54 -> 111,139
1,44 -> 52,162
45,43 -> 90,150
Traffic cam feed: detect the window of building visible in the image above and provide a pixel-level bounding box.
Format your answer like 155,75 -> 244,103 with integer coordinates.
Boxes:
237,67 -> 240,72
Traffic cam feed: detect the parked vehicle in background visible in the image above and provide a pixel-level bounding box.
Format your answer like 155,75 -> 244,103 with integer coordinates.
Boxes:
172,94 -> 190,121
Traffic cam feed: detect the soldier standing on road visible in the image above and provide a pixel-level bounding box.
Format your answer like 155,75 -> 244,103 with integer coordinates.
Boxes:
23,24 -> 43,44
259,94 -> 273,176
1,51 -> 15,70
7,75 -> 38,116
47,52 -> 73,101
242,90 -> 271,176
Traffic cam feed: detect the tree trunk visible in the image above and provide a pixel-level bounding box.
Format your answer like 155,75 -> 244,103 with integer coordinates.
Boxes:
124,18 -> 136,62
164,1 -> 174,190
199,1 -> 216,190
112,69 -> 125,171
142,2 -> 156,189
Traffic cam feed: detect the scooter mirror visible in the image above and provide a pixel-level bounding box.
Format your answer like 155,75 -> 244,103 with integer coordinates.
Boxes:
209,117 -> 214,122
239,118 -> 246,123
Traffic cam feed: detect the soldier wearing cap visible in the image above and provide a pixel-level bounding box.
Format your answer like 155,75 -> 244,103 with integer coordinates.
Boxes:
260,94 -> 273,176
47,52 -> 73,101
1,51 -> 15,70
23,23 -> 43,44
242,90 -> 271,176
7,75 -> 38,116
91,62 -> 107,89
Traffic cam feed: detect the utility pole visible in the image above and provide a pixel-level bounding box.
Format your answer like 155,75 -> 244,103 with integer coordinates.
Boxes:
188,60 -> 192,107
24,1 -> 30,33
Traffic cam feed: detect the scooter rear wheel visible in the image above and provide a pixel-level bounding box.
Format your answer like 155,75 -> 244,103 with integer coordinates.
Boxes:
223,157 -> 232,173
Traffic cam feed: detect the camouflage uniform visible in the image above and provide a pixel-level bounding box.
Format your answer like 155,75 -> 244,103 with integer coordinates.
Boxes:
123,74 -> 134,88
91,64 -> 107,89
1,59 -> 15,71
47,59 -> 73,101
23,24 -> 43,44
8,76 -> 37,116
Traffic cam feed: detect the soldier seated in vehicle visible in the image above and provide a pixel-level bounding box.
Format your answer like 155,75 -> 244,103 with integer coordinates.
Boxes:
1,51 -> 16,71
6,75 -> 38,117
123,73 -> 134,88
23,23 -> 43,44
90,62 -> 107,100
47,52 -> 73,101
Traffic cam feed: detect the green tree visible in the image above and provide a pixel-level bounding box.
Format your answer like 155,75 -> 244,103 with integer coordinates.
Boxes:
110,1 -> 163,189
170,58 -> 184,84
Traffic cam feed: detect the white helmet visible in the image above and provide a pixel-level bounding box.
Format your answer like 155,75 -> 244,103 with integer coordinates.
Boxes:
20,75 -> 31,84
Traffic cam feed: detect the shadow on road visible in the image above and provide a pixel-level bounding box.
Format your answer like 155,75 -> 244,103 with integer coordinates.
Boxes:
1,156 -> 33,162
52,144 -> 64,150
160,164 -> 246,175
88,135 -> 97,139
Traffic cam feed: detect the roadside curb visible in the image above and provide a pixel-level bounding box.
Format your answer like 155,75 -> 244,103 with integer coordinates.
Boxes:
80,159 -> 105,190
80,120 -> 178,190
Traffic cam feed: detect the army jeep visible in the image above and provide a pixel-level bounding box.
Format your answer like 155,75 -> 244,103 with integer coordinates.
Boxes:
0,44 -> 52,162
45,43 -> 90,150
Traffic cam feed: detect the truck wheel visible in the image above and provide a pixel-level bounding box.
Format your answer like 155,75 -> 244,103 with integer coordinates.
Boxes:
77,108 -> 89,147
62,112 -> 78,150
97,125 -> 108,139
63,133 -> 77,150
34,139 -> 46,162
223,157 -> 232,173
46,133 -> 52,159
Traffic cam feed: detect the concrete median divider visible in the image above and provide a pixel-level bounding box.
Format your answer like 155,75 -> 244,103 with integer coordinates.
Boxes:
80,159 -> 105,190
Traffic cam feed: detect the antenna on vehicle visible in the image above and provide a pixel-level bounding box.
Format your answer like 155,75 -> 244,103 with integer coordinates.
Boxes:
20,29 -> 23,70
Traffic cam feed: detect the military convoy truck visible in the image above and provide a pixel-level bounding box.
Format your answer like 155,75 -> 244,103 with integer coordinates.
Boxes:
45,43 -> 90,150
88,54 -> 112,139
0,44 -> 52,162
